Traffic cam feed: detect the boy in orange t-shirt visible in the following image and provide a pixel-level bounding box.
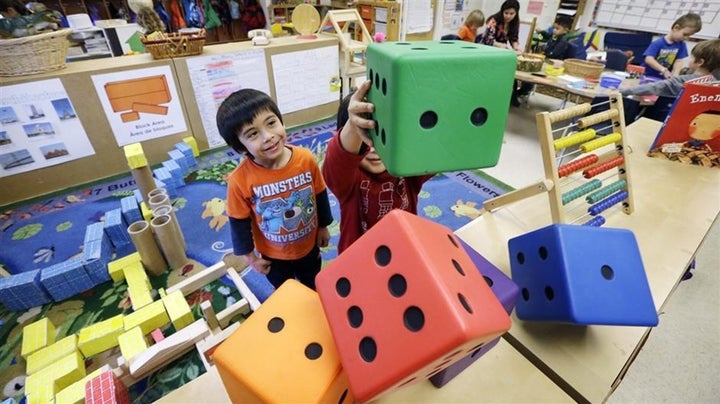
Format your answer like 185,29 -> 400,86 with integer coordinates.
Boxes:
216,89 -> 333,290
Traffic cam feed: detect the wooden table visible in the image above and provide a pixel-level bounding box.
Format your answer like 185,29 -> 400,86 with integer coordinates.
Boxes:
455,118 -> 720,403
156,339 -> 573,403
514,65 -> 648,106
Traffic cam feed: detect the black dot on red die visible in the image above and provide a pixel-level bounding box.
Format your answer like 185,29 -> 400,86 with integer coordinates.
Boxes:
347,305 -> 363,328
305,342 -> 323,360
403,306 -> 425,332
375,245 -> 391,266
336,277 -> 351,297
484,275 -> 494,287
388,274 -> 406,297
359,337 -> 377,362
447,234 -> 459,248
267,317 -> 284,333
452,259 -> 465,276
457,293 -> 473,314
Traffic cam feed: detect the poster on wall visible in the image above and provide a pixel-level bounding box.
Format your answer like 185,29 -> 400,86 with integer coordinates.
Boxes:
185,48 -> 271,149
271,45 -> 339,115
91,65 -> 188,147
0,79 -> 95,178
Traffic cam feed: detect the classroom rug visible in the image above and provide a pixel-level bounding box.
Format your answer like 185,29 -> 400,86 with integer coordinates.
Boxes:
0,119 -> 512,403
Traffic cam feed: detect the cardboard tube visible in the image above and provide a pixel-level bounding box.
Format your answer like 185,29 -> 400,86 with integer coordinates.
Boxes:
153,204 -> 186,250
149,193 -> 171,211
151,214 -> 188,269
128,220 -> 167,276
131,166 -> 155,207
147,187 -> 168,201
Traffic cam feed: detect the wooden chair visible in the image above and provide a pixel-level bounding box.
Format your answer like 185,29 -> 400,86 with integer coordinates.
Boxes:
318,9 -> 373,96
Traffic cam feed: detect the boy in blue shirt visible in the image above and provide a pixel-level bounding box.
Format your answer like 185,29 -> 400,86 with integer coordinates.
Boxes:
642,13 -> 702,79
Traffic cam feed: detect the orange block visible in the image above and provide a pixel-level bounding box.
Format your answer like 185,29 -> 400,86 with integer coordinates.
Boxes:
213,280 -> 353,404
316,210 -> 512,402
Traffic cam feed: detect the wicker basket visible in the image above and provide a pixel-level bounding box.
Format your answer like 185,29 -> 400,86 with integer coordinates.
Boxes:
141,30 -> 206,60
0,28 -> 72,77
563,58 -> 604,79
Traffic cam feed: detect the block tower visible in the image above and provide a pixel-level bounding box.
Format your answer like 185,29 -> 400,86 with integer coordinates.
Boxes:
508,224 -> 658,326
316,210 -> 511,402
365,41 -> 517,176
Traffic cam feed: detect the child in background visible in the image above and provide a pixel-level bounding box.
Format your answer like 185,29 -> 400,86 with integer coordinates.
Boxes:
535,14 -> 574,61
322,81 -> 434,253
457,9 -> 485,43
512,15 -> 575,105
216,89 -> 332,290
623,39 -> 720,98
642,13 -> 702,79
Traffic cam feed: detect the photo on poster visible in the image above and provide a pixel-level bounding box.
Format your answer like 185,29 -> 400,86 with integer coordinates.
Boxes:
91,65 -> 188,146
23,122 -> 55,138
25,104 -> 45,120
0,78 -> 95,178
0,106 -> 20,125
40,142 -> 70,159
51,98 -> 77,120
0,149 -> 34,170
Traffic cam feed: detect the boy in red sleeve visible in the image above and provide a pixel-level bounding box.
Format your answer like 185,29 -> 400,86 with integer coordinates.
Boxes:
322,81 -> 434,253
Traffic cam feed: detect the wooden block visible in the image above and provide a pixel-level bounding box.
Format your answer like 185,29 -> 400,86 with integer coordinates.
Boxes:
128,319 -> 210,379
118,326 -> 148,361
217,298 -> 250,329
225,267 -> 261,311
200,300 -> 221,332
21,317 -> 56,358
104,75 -> 170,112
165,261 -> 227,296
151,328 -> 165,343
132,102 -> 169,115
195,321 -> 241,370
120,111 -> 140,122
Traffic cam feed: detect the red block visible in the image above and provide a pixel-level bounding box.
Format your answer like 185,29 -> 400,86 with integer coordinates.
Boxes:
316,210 -> 512,402
85,370 -> 130,404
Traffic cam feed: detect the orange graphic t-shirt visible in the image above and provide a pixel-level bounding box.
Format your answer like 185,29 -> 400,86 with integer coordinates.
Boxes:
226,146 -> 327,260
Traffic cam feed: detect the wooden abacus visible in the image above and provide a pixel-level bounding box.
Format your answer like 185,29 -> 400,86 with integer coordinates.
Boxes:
483,93 -> 634,226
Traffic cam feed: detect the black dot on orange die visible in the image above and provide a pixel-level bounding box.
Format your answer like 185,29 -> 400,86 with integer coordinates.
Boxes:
404,306 -> 425,332
267,317 -> 284,333
359,337 -> 377,362
337,389 -> 348,404
305,342 -> 323,360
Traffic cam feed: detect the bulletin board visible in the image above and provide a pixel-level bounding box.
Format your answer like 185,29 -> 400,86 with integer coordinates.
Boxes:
595,0 -> 719,40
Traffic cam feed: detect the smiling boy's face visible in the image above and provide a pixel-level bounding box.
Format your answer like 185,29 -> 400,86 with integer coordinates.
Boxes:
237,109 -> 288,168
359,146 -> 387,174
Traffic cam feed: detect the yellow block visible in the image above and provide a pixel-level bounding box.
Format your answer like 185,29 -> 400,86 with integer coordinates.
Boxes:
124,143 -> 147,169
183,136 -> 200,157
26,334 -> 77,375
26,351 -> 85,398
107,252 -> 142,283
25,390 -> 54,404
21,317 -> 56,358
141,201 -> 153,221
161,289 -> 194,330
123,300 -> 169,335
54,366 -> 107,404
124,261 -> 151,290
118,326 -> 148,361
128,285 -> 154,310
77,314 -> 124,358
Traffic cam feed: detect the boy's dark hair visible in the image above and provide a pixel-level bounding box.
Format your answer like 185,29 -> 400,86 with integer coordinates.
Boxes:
337,91 -> 353,129
216,88 -> 283,153
691,39 -> 720,72
554,14 -> 573,30
673,13 -> 702,32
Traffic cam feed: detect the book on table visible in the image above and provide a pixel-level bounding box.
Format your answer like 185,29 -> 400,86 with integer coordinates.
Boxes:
648,75 -> 720,169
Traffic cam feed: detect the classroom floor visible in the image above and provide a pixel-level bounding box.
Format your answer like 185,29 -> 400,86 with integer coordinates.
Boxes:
488,93 -> 720,402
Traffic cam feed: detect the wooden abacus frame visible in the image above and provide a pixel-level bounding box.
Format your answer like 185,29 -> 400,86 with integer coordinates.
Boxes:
483,93 -> 635,225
